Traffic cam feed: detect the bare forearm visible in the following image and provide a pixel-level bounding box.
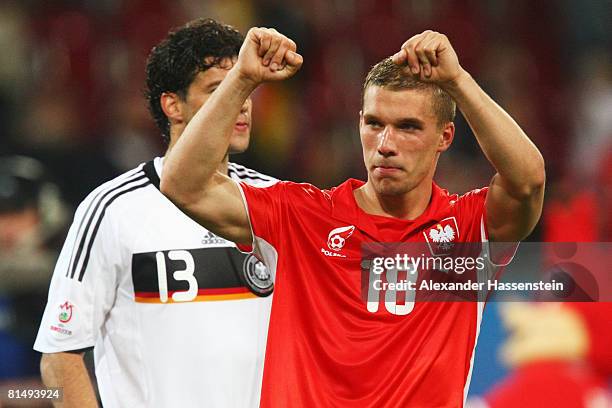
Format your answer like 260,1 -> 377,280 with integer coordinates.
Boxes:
159,28 -> 301,242
40,353 -> 97,408
443,71 -> 545,197
394,31 -> 544,240
161,69 -> 256,203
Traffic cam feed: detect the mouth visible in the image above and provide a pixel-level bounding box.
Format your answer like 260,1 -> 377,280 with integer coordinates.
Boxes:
372,165 -> 402,177
234,121 -> 249,132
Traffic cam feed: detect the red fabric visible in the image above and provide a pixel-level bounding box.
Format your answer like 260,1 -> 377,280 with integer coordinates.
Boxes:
485,361 -> 608,408
240,179 -> 491,407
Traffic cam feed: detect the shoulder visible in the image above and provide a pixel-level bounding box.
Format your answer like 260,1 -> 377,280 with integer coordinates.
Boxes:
457,187 -> 488,201
239,179 -> 330,210
228,162 -> 278,187
55,163 -> 155,282
444,186 -> 489,233
249,179 -> 326,198
452,186 -> 488,213
437,186 -> 488,209
430,184 -> 489,225
74,162 -> 155,222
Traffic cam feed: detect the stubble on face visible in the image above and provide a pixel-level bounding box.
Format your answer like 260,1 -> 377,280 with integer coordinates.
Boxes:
361,86 -> 441,198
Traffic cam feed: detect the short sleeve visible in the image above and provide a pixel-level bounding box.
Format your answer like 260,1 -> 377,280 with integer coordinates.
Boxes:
34,195 -> 120,353
454,187 -> 488,242
235,181 -> 287,280
456,187 -> 518,271
236,181 -> 287,248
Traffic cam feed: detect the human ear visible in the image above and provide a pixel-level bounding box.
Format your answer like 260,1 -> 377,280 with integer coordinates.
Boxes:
160,92 -> 185,126
437,122 -> 454,152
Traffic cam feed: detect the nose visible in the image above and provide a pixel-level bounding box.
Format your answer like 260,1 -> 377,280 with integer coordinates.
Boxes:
377,126 -> 397,157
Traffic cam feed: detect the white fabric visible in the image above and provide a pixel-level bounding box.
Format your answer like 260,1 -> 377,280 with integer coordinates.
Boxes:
35,157 -> 277,408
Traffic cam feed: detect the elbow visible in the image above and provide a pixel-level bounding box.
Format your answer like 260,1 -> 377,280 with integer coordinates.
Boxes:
530,153 -> 546,192
519,169 -> 545,200
498,154 -> 546,200
518,152 -> 546,198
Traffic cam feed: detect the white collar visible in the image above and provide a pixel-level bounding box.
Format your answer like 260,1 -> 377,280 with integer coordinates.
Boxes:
154,156 -> 164,177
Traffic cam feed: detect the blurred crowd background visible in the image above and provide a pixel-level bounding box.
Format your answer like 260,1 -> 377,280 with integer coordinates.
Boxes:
0,0 -> 610,406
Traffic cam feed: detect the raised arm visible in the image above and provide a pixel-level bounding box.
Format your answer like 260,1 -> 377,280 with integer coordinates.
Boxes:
160,28 -> 302,244
393,31 -> 545,242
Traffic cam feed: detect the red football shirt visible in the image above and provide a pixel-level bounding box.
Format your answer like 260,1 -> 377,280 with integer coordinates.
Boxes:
238,178 -> 498,407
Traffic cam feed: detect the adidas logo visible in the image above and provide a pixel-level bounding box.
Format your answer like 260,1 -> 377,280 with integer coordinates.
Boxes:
201,231 -> 227,245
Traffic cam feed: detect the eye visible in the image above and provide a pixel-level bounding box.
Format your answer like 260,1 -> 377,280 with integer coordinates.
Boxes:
398,123 -> 416,131
397,121 -> 422,132
365,119 -> 383,129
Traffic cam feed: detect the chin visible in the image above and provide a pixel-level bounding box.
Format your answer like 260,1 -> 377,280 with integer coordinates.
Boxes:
373,178 -> 412,196
228,133 -> 250,154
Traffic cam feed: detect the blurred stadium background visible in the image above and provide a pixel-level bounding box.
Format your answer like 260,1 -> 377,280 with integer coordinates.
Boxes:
0,0 -> 610,406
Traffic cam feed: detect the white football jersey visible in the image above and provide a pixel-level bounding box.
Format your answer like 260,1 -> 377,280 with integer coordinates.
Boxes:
34,157 -> 276,408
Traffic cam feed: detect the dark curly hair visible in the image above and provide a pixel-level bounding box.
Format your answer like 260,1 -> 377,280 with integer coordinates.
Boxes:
145,18 -> 244,144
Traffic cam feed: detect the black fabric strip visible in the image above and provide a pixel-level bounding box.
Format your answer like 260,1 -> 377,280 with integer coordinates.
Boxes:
69,173 -> 146,279
142,160 -> 160,189
229,164 -> 260,174
228,168 -> 271,182
228,165 -> 273,179
65,168 -> 143,277
77,180 -> 151,282
66,191 -> 102,278
64,347 -> 94,354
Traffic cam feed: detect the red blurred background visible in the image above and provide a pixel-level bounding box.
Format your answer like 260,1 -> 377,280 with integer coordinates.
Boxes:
0,0 -> 610,405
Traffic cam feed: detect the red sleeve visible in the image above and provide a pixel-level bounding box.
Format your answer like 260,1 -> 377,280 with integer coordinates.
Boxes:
236,181 -> 286,253
455,187 -> 518,265
455,187 -> 488,242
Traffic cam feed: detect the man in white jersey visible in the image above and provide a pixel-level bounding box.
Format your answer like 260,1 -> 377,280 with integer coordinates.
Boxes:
34,18 -> 276,408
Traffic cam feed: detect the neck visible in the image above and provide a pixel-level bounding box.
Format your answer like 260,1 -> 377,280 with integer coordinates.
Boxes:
166,128 -> 230,175
355,178 -> 433,220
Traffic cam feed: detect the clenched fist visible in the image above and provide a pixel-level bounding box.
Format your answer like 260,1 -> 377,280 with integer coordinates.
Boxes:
392,30 -> 464,85
235,27 -> 303,85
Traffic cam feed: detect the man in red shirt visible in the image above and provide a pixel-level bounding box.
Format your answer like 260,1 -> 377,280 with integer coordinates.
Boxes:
161,28 -> 545,407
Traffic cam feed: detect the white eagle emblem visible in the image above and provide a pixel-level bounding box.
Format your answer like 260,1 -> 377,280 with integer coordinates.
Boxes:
428,224 -> 456,243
